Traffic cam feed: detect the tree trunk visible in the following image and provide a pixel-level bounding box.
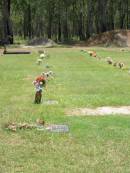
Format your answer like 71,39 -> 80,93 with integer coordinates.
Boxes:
23,11 -> 27,39
47,12 -> 52,39
58,17 -> 61,42
23,4 -> 32,39
126,0 -> 130,29
106,0 -> 114,31
27,4 -> 32,39
63,6 -> 68,41
78,12 -> 85,40
86,0 -> 94,38
2,0 -> 13,44
97,0 -> 107,33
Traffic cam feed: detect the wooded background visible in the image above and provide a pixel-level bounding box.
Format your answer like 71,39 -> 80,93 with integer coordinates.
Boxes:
0,0 -> 130,43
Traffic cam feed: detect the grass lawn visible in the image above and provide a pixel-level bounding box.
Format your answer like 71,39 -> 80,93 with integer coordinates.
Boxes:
1,46 -> 130,172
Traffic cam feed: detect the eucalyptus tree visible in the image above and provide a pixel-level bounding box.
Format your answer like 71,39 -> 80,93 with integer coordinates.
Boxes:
1,0 -> 130,43
1,0 -> 13,43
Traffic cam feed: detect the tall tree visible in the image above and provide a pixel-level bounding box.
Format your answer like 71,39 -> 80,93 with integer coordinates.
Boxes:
2,0 -> 13,43
4,0 -> 130,43
86,0 -> 95,38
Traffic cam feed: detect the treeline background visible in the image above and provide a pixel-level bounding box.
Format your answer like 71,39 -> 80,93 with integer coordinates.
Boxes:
0,0 -> 130,43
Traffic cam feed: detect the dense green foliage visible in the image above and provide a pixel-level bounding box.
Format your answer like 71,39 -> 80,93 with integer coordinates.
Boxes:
0,0 -> 130,42
1,47 -> 130,172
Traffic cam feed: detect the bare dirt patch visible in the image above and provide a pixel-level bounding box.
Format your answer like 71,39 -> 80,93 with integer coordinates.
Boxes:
28,38 -> 56,47
43,100 -> 59,105
67,106 -> 130,116
127,32 -> 130,47
86,30 -> 130,47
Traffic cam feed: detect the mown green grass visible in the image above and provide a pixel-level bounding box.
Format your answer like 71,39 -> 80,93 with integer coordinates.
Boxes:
1,47 -> 130,173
